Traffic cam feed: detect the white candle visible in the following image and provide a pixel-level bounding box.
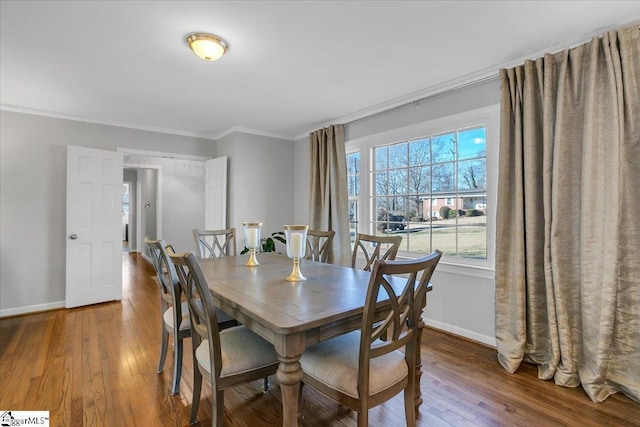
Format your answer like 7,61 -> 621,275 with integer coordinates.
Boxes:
288,233 -> 303,258
247,228 -> 259,248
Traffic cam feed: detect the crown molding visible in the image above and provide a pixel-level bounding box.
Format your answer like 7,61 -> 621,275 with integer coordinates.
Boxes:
214,126 -> 294,141
117,147 -> 211,162
0,104 -> 218,141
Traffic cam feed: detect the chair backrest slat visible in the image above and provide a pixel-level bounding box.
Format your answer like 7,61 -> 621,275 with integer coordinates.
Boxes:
351,233 -> 402,271
305,229 -> 335,263
193,228 -> 236,258
144,237 -> 187,328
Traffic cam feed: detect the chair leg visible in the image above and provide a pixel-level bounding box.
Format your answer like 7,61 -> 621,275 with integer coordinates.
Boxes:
190,367 -> 202,425
357,409 -> 368,427
262,376 -> 269,393
404,386 -> 416,427
158,327 -> 168,373
171,336 -> 183,394
212,389 -> 224,427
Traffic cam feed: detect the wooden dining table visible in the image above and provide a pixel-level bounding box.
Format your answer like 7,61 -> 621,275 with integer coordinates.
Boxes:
197,253 -> 430,427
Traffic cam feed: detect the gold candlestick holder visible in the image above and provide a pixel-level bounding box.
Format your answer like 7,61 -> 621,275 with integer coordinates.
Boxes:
284,225 -> 309,281
285,258 -> 306,282
243,222 -> 263,267
246,248 -> 260,267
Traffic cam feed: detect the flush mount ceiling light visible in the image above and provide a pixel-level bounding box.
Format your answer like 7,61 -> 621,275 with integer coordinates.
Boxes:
185,33 -> 229,61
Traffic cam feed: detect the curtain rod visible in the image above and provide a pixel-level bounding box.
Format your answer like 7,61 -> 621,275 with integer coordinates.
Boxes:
342,73 -> 499,127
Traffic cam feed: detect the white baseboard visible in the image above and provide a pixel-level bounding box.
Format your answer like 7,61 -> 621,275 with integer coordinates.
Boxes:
0,301 -> 66,318
141,252 -> 152,264
424,317 -> 497,348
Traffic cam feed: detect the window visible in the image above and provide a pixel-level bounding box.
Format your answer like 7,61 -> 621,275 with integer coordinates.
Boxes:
122,183 -> 130,214
346,105 -> 498,269
347,152 -> 360,242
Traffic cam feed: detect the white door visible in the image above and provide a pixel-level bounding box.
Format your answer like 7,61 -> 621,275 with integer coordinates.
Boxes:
66,146 -> 123,308
205,156 -> 227,230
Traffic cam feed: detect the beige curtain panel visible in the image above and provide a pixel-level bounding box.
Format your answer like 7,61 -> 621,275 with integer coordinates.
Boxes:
309,124 -> 351,266
496,25 -> 639,403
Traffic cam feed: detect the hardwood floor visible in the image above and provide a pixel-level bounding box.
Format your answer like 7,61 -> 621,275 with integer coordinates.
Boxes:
1,252 -> 638,426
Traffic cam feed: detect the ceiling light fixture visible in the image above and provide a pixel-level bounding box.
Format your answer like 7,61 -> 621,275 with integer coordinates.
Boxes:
185,33 -> 229,61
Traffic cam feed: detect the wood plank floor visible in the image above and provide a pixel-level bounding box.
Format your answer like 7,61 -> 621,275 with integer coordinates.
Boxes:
1,252 -> 638,426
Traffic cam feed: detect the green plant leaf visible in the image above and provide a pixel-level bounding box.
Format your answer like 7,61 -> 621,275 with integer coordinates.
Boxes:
262,237 -> 276,253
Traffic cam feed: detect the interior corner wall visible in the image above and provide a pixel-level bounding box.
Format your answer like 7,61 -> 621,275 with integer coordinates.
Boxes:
0,110 -> 215,316
216,132 -> 295,251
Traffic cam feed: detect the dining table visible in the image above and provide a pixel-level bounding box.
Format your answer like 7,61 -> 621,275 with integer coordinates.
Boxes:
197,252 -> 431,427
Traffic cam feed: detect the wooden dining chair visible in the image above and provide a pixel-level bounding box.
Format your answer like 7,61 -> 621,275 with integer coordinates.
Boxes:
145,238 -> 238,395
144,237 -> 192,395
305,229 -> 335,263
193,228 -> 236,258
300,250 -> 442,427
168,250 -> 281,427
351,232 -> 402,271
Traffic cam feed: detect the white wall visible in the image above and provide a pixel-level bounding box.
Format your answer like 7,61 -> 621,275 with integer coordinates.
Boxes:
0,110 -> 215,316
216,132 -> 295,250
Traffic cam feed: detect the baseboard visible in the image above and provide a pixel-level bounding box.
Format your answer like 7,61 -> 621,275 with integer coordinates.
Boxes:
0,301 -> 66,318
424,317 -> 497,348
141,252 -> 152,264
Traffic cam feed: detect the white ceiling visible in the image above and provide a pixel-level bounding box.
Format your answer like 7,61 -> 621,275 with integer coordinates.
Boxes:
1,1 -> 639,140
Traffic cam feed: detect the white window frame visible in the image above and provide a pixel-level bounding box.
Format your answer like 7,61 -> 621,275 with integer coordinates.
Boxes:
345,104 -> 499,278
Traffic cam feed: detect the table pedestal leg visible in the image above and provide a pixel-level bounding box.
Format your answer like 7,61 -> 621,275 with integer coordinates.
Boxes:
276,355 -> 303,427
275,333 -> 305,427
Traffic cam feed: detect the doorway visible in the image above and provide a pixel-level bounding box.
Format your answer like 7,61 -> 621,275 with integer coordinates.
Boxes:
122,182 -> 130,252
123,164 -> 162,261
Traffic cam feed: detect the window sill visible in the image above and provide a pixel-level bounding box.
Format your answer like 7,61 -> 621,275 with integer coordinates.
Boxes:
396,255 -> 495,280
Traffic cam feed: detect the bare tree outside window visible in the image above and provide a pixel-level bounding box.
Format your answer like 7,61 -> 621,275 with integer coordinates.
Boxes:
366,126 -> 487,258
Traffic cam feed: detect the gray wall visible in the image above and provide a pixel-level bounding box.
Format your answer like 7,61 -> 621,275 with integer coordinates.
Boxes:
2,81 -> 500,343
0,110 -> 215,315
216,132 -> 295,252
139,168 -> 158,244
293,77 -> 501,345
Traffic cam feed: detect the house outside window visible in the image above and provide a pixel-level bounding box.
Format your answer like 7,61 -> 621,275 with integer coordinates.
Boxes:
345,105 -> 498,270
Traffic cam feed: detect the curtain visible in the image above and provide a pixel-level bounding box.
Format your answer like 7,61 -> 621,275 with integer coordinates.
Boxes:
495,25 -> 640,403
309,124 -> 351,265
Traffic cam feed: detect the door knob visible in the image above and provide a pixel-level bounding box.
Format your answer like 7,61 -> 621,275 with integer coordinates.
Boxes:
69,234 -> 78,240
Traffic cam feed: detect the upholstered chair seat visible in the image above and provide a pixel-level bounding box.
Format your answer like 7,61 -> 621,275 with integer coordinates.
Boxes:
301,331 -> 408,398
195,326 -> 281,377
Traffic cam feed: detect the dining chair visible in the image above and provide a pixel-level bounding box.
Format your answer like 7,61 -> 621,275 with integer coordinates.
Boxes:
300,250 -> 442,427
168,250 -> 281,426
351,232 -> 402,271
144,237 -> 191,395
193,228 -> 236,258
305,229 -> 335,263
145,238 -> 238,395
